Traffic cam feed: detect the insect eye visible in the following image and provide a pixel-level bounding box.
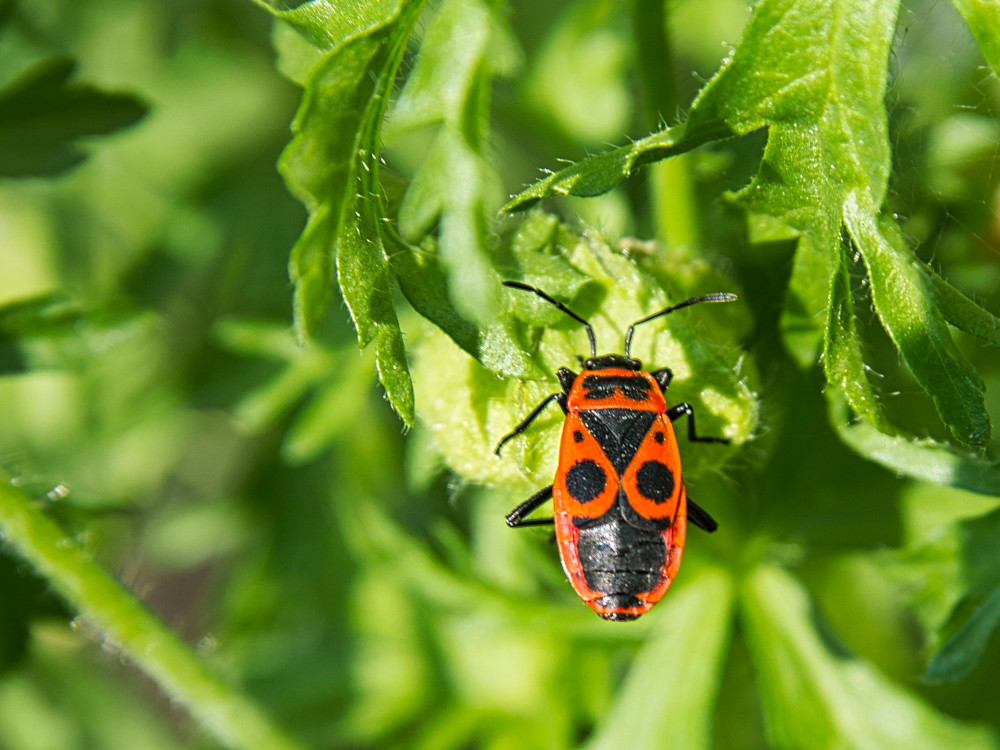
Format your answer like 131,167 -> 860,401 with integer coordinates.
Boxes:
629,358 -> 642,370
584,358 -> 598,370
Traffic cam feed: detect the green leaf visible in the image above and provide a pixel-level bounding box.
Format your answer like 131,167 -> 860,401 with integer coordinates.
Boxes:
506,0 -> 900,365
390,0 -> 516,326
827,389 -> 1000,496
0,57 -> 146,177
928,268 -> 1000,348
925,584 -> 1000,683
386,231 -> 539,378
584,570 -> 733,750
250,0 -> 401,51
503,0 -> 998,464
742,565 -> 997,750
413,229 -> 757,489
823,243 -> 888,428
501,125 -> 699,210
277,0 -> 425,425
951,0 -> 1000,74
843,197 -> 990,447
0,296 -> 156,374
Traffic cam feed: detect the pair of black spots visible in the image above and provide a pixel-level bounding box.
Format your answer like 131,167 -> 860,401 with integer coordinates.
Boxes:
564,409 -> 674,509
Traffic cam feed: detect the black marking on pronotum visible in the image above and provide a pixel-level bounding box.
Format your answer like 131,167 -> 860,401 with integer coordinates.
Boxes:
581,374 -> 652,401
579,410 -> 655,475
635,460 -> 675,504
565,459 -> 606,504
573,430 -> 584,443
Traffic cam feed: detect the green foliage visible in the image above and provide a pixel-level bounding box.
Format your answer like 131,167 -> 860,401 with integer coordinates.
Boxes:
0,57 -> 146,177
1,0 -> 999,749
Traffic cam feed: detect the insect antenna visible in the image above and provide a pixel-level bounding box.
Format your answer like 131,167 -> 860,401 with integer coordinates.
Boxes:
624,293 -> 737,357
503,281 -> 597,359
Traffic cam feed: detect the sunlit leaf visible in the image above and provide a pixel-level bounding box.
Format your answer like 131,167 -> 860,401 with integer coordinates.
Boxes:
503,0 -> 997,463
413,229 -> 757,489
951,0 -> 1000,74
276,0 -> 425,424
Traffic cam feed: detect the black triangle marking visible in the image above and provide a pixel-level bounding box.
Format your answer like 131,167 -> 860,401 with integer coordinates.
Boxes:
579,409 -> 656,475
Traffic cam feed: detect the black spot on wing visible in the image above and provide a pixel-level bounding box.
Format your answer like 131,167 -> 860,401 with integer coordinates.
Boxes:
635,460 -> 675,504
579,409 -> 655,475
565,459 -> 606,504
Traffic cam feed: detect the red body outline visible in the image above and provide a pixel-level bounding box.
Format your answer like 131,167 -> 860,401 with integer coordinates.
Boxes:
553,368 -> 688,619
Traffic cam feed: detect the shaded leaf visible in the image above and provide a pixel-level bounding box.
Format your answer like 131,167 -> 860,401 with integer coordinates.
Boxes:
0,295 -> 155,374
823,243 -> 888,429
928,268 -> 1000,348
844,197 -> 990,447
925,584 -> 1000,683
827,389 -> 1000,496
390,0 -> 516,325
742,565 -> 997,750
0,57 -> 146,178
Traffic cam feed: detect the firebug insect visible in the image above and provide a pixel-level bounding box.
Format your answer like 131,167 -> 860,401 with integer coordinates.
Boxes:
496,281 -> 735,621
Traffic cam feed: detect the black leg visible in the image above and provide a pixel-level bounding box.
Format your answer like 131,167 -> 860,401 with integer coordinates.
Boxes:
505,485 -> 554,527
651,368 -> 673,391
687,497 -> 718,533
494,392 -> 566,456
666,402 -> 729,444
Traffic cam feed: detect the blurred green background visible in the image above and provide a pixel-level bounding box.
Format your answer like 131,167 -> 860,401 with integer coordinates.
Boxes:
1,0 -> 1000,749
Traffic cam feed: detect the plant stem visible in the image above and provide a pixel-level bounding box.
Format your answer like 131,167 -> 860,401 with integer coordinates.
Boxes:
629,0 -> 700,256
0,475 -> 308,750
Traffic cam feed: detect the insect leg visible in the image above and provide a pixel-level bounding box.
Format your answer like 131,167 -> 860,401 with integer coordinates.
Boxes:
666,402 -> 729,444
505,485 -> 554,527
651,368 -> 673,391
494,392 -> 566,456
687,497 -> 718,533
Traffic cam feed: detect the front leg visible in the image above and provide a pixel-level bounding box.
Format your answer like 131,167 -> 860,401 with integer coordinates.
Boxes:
666,402 -> 729,444
505,485 -> 554,527
494,392 -> 567,455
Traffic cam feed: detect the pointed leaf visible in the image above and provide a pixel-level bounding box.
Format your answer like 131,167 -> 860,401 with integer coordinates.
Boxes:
844,195 -> 990,447
0,57 -> 146,177
925,584 -> 1000,683
823,244 -> 888,428
928,268 -> 1000,348
277,0 -> 424,424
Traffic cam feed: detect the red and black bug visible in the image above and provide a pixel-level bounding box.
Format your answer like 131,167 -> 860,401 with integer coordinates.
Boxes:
496,281 -> 735,621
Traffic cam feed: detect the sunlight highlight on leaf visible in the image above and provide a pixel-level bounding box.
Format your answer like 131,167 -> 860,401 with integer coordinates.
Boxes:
275,0 -> 425,425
